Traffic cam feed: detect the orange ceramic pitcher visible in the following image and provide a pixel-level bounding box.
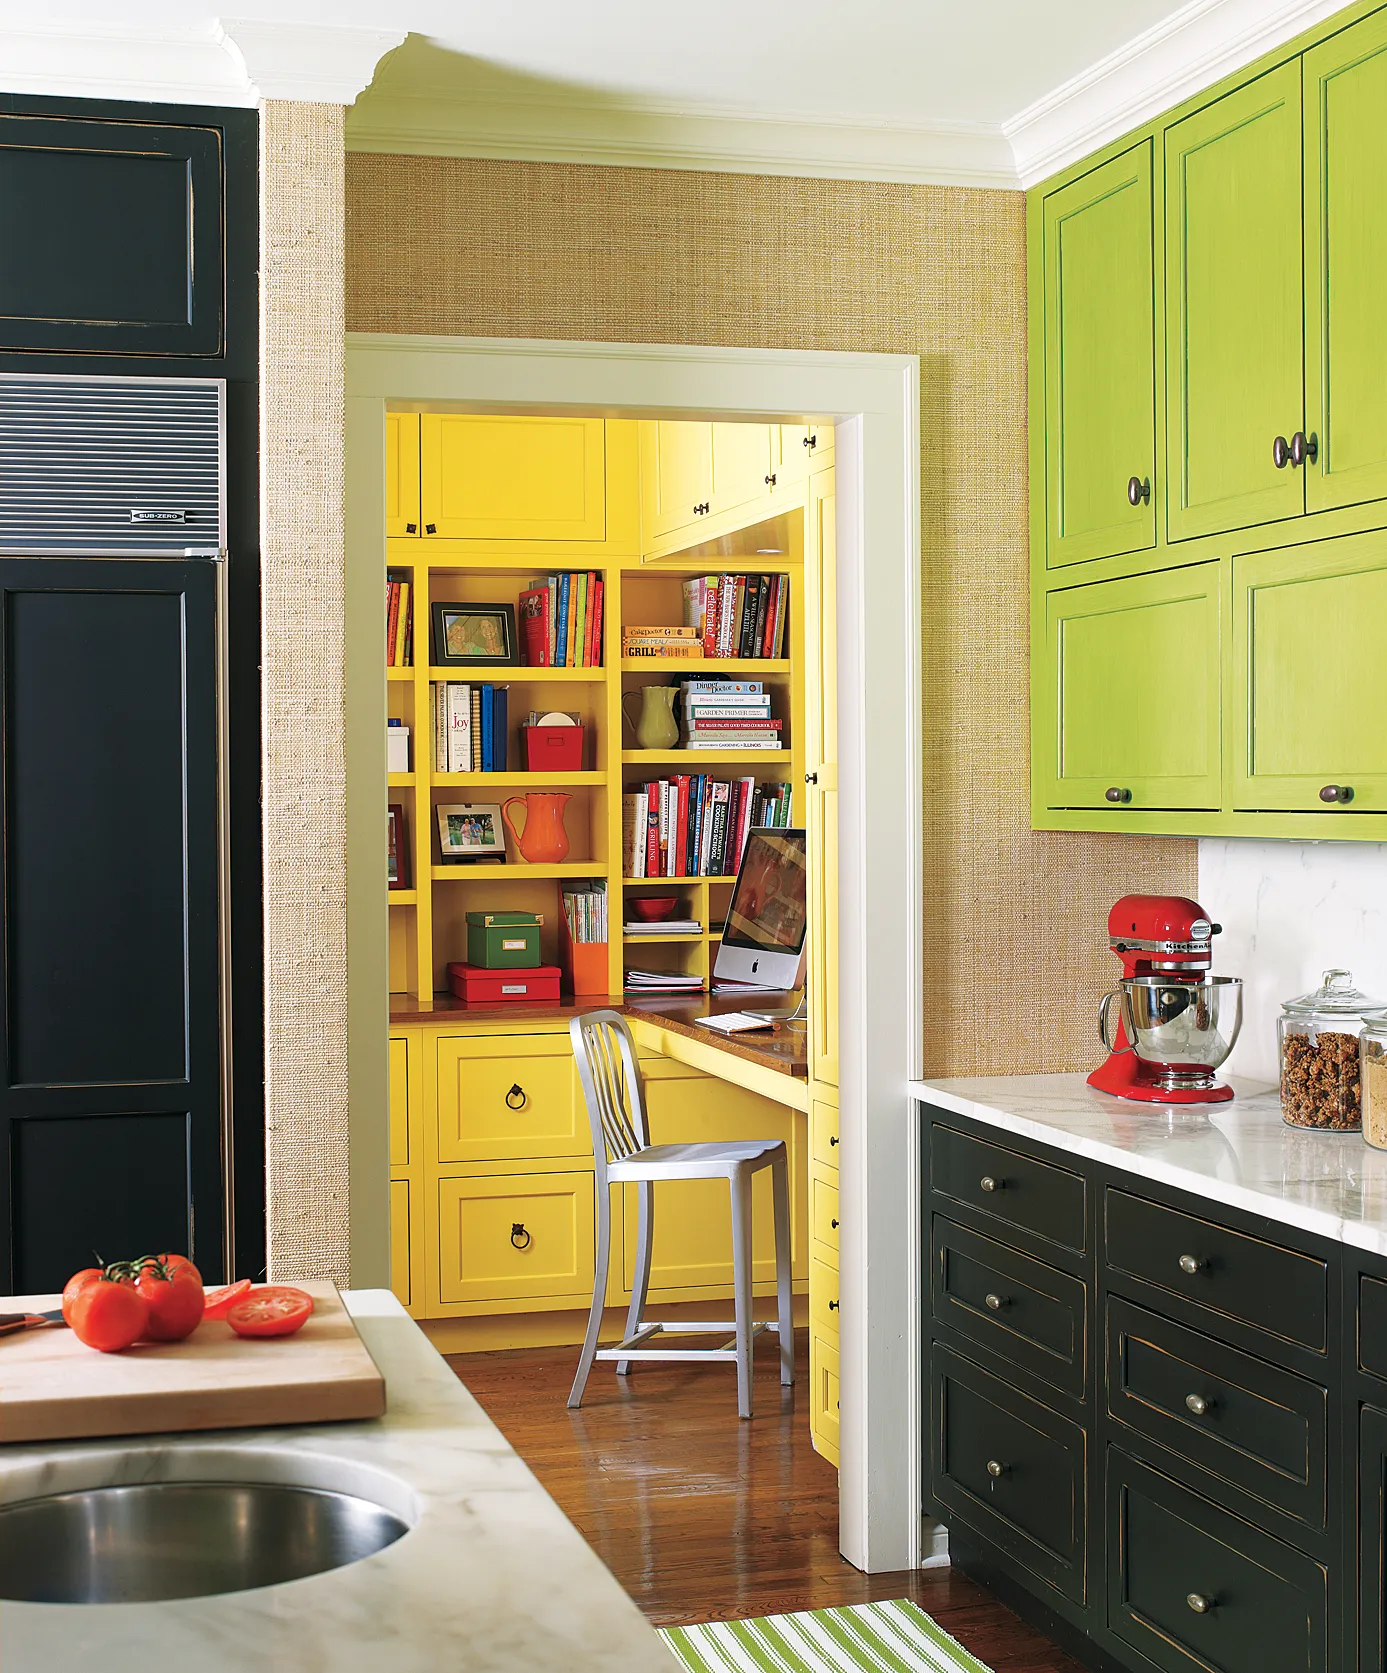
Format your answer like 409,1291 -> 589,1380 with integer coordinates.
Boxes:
502,793 -> 572,863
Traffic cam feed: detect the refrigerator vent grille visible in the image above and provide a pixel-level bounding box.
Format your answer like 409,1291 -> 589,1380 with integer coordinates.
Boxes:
0,376 -> 224,553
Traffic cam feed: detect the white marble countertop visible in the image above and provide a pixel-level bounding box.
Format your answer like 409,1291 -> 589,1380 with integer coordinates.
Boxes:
0,1290 -> 677,1672
911,1073 -> 1387,1260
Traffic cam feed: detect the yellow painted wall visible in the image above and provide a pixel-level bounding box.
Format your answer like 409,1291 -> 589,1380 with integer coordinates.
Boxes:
345,155 -> 1195,1075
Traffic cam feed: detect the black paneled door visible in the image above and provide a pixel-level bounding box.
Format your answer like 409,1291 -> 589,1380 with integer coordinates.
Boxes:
0,557 -> 223,1290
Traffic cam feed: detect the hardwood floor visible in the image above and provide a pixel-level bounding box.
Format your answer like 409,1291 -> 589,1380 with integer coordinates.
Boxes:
448,1332 -> 1085,1671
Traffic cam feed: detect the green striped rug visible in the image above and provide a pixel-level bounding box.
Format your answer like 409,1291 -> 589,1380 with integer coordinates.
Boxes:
658,1599 -> 993,1673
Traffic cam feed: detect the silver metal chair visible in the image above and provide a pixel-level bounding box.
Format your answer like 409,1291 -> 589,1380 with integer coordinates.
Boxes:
568,1009 -> 794,1419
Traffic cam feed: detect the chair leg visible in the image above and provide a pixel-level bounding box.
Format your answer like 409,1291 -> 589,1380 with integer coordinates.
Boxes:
730,1164 -> 754,1419
771,1148 -> 794,1387
568,1180 -> 612,1410
618,1180 -> 654,1375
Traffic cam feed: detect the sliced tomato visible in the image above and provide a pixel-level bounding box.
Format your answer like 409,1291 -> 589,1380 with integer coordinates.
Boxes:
226,1286 -> 315,1339
202,1279 -> 253,1320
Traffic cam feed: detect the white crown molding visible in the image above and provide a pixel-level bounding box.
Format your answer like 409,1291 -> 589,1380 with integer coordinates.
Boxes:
215,20 -> 406,106
0,20 -> 252,106
345,85 -> 1018,189
1006,0 -> 1354,187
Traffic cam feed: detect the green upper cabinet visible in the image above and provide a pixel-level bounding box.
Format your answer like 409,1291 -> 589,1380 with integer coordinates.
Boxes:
1165,62 -> 1306,542
1232,528 -> 1387,812
1040,563 -> 1222,812
1303,11 -> 1387,514
1043,143 -> 1157,568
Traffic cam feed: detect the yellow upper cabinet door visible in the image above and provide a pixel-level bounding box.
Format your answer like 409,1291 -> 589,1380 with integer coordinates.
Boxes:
770,425 -> 810,492
1165,63 -> 1305,542
420,415 -> 606,541
1232,528 -> 1387,813
385,412 -> 420,537
641,420 -> 714,542
1043,142 -> 1157,568
805,475 -> 838,1089
1304,11 -> 1387,513
710,423 -> 774,517
435,1035 -> 588,1164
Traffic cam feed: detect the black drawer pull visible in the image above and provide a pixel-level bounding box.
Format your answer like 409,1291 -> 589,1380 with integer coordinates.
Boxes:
510,1223 -> 532,1249
1186,1592 -> 1213,1615
829,1135 -> 839,1147
1178,1253 -> 1202,1275
979,1175 -> 1000,1193
505,1083 -> 527,1110
985,1459 -> 1005,1479
830,1218 -> 839,1229
828,1299 -> 839,1311
1185,1392 -> 1210,1416
405,522 -> 417,533
425,522 -> 437,534
984,1292 -> 1005,1312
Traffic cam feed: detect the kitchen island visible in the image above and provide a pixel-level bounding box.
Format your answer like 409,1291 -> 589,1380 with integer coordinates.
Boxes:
0,1290 -> 676,1672
911,1072 -> 1387,1673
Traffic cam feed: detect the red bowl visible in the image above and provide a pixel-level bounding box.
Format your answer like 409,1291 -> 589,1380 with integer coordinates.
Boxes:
628,895 -> 679,922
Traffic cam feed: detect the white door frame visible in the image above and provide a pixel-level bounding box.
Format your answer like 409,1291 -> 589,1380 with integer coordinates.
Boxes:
344,334 -> 924,1572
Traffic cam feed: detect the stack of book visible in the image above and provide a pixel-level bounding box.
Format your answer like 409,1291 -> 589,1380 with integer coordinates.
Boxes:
561,882 -> 608,945
430,682 -> 509,772
623,776 -> 794,878
519,573 -> 604,666
623,914 -> 702,936
682,679 -> 782,750
622,625 -> 701,660
386,571 -> 412,667
682,574 -> 788,659
624,968 -> 705,995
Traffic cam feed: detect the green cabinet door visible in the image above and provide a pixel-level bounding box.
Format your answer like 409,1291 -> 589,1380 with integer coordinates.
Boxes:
1166,63 -> 1305,542
1043,142 -> 1157,568
1040,563 -> 1221,811
1232,527 -> 1387,812
1304,11 -> 1387,514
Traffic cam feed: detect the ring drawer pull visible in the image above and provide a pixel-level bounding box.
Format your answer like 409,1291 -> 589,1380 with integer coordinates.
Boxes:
1178,1253 -> 1202,1275
979,1175 -> 1000,1193
984,1293 -> 1005,1312
510,1223 -> 532,1250
505,1083 -> 527,1110
985,1459 -> 1005,1479
1185,1393 -> 1209,1416
1186,1593 -> 1213,1615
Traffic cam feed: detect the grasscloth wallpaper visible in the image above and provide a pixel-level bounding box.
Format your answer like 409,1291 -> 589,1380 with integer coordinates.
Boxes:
344,153 -> 1196,1074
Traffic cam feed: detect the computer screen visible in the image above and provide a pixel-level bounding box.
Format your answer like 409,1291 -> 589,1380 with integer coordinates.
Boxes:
714,827 -> 808,990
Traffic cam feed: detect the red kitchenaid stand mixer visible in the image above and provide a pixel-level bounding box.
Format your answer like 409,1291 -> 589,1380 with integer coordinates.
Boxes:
1088,894 -> 1239,1104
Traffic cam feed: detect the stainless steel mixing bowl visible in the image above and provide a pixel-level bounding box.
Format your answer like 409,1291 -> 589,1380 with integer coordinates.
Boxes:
1102,974 -> 1243,1090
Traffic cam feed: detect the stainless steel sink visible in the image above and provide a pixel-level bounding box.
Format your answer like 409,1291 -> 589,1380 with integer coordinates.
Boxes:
0,1479 -> 410,1604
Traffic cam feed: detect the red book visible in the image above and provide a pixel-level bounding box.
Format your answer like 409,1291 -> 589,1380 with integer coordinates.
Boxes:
590,576 -> 604,666
761,576 -> 779,658
686,718 -> 782,731
702,577 -> 719,658
519,586 -> 550,666
645,789 -> 660,878
386,580 -> 400,666
674,775 -> 690,877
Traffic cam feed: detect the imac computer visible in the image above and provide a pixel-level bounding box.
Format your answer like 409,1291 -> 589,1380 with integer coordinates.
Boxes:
713,828 -> 808,1011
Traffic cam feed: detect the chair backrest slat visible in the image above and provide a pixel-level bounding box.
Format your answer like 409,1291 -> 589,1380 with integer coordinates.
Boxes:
569,1011 -> 649,1175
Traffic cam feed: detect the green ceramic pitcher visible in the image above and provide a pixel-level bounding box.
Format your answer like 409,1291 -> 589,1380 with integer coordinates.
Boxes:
622,685 -> 679,750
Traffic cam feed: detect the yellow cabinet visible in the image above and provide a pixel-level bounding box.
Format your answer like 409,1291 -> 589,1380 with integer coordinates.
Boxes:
390,1179 -> 412,1309
641,420 -> 713,541
810,1094 -> 840,1171
435,1034 -> 587,1164
388,1035 -> 411,1169
420,414 -> 607,541
809,1326 -> 841,1465
810,1167 -> 839,1267
385,412 -> 420,537
711,422 -> 773,515
806,474 -> 839,1087
436,1171 -> 595,1306
638,420 -> 782,554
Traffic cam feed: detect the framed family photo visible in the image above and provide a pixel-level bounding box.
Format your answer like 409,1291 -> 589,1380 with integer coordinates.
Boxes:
431,601 -> 518,667
387,803 -> 409,889
437,801 -> 506,862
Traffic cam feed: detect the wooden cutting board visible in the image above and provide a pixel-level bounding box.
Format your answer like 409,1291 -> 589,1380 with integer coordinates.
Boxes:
0,1281 -> 386,1444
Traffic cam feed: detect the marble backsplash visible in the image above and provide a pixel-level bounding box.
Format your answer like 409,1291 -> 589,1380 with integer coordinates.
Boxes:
1198,838 -> 1387,1083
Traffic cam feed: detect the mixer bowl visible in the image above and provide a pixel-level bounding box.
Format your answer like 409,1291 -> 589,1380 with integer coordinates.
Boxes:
1119,975 -> 1243,1088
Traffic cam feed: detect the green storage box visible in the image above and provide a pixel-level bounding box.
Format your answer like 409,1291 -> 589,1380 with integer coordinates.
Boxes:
465,910 -> 543,969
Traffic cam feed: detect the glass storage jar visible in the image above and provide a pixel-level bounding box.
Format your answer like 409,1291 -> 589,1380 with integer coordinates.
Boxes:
1279,970 -> 1383,1131
1362,1015 -> 1387,1150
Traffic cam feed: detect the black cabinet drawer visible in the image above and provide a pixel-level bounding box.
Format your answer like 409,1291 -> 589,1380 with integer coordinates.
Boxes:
1106,1188 -> 1327,1352
1108,1450 -> 1328,1673
1107,1298 -> 1327,1527
931,1124 -> 1086,1254
932,1215 -> 1087,1397
1359,1274 -> 1387,1380
931,1343 -> 1086,1603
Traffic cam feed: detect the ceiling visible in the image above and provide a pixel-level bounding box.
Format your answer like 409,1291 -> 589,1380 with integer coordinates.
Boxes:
0,0 -> 1349,185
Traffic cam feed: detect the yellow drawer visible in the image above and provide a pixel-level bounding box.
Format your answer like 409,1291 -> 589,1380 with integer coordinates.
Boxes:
810,1098 -> 839,1171
809,1252 -> 839,1334
437,1172 -> 595,1305
390,1179 -> 411,1309
810,1170 -> 839,1268
810,1329 -> 841,1464
389,1036 -> 411,1169
436,1035 -> 588,1163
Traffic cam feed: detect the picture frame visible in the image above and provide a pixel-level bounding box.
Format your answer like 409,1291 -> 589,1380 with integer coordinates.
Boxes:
437,801 -> 506,862
431,601 -> 518,667
387,803 -> 410,889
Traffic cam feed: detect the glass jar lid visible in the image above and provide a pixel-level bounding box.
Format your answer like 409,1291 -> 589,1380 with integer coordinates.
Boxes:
1281,969 -> 1384,1017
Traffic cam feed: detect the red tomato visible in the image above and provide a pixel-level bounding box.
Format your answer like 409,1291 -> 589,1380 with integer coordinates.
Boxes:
202,1279 -> 253,1320
134,1262 -> 206,1341
226,1286 -> 315,1339
61,1267 -> 103,1326
69,1278 -> 149,1353
155,1253 -> 202,1287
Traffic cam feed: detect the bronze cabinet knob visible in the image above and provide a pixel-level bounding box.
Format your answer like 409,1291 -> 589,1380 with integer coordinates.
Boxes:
1186,1593 -> 1212,1615
1185,1392 -> 1209,1416
984,1293 -> 1005,1312
1127,475 -> 1151,506
1105,787 -> 1133,804
1273,435 -> 1292,469
1179,1253 -> 1202,1275
986,1459 -> 1005,1479
1319,784 -> 1354,804
979,1175 -> 999,1193
1290,430 -> 1319,467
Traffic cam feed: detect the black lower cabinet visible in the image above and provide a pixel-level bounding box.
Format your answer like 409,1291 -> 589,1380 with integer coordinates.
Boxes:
1361,1407 -> 1387,1673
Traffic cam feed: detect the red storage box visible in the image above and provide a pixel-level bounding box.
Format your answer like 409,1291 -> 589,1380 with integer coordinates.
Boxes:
447,962 -> 562,1004
523,723 -> 585,772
